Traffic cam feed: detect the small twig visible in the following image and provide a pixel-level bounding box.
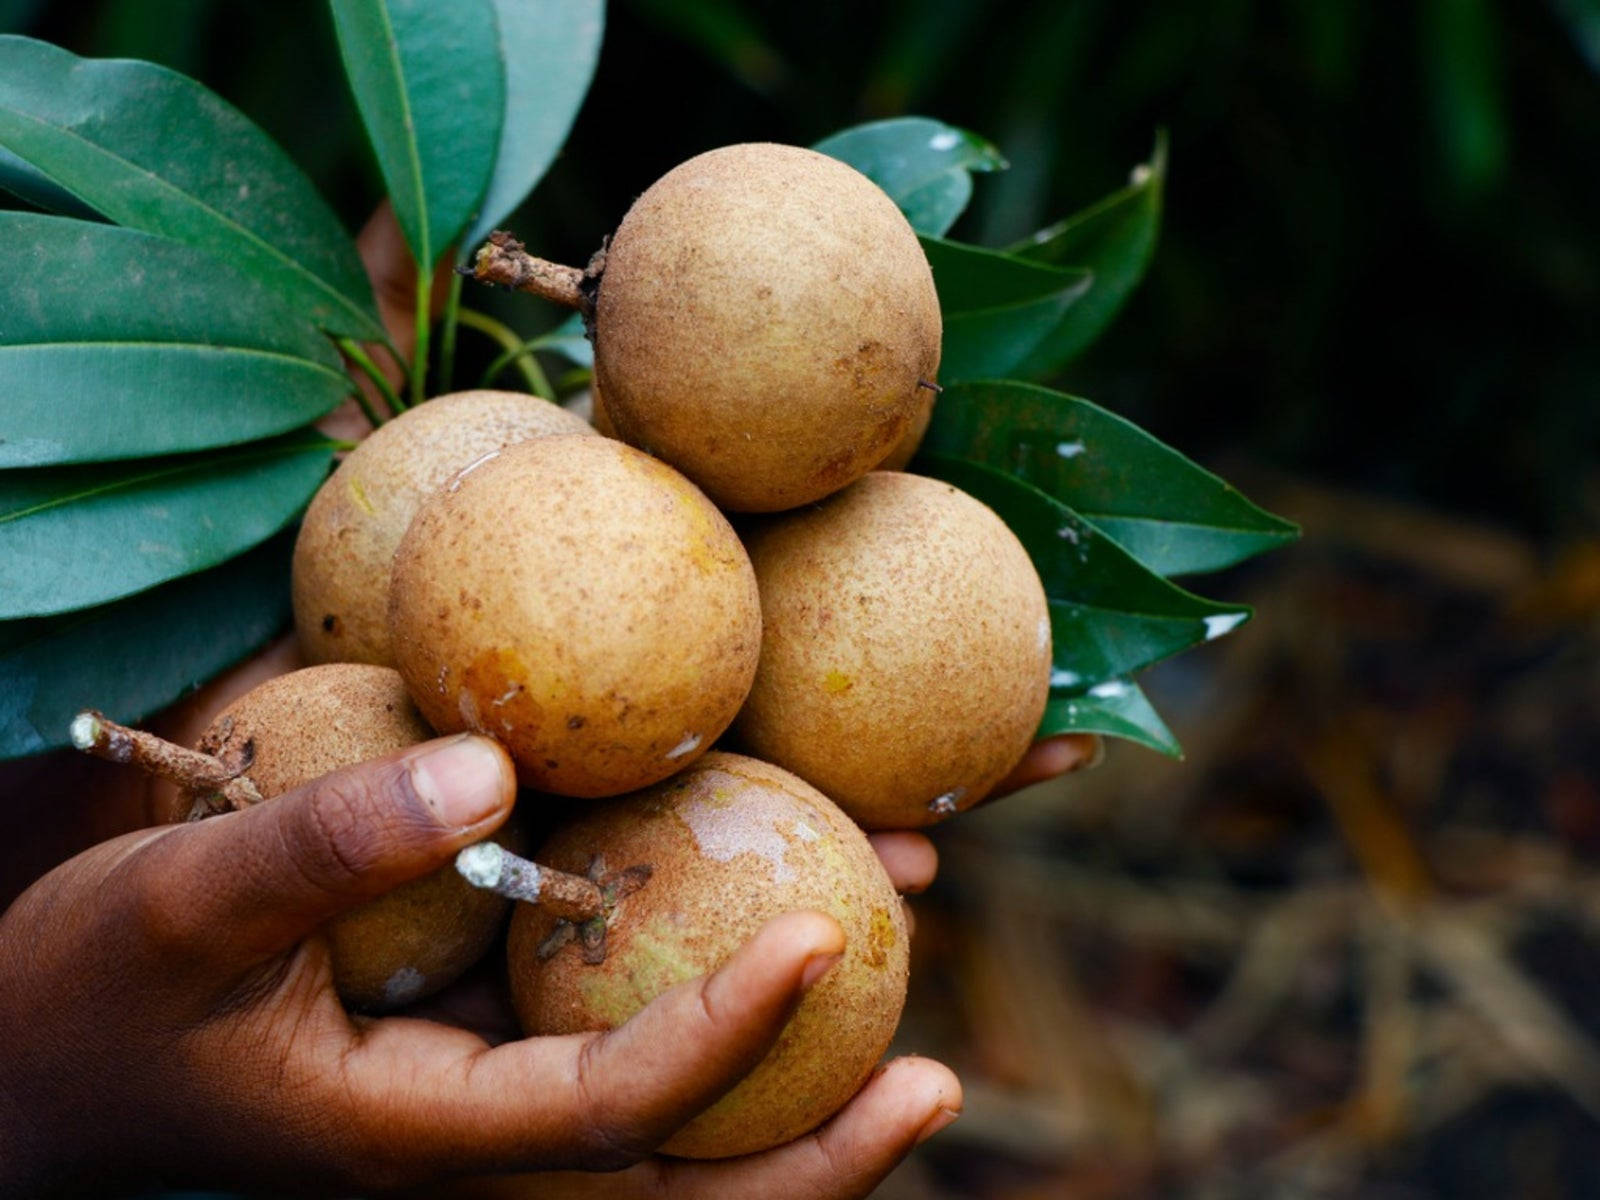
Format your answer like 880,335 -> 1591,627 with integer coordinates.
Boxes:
456,842 -> 623,923
71,710 -> 262,810
468,231 -> 590,315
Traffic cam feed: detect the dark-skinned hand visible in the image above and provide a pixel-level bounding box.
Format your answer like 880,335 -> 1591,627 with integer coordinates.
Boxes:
0,204 -> 1100,1198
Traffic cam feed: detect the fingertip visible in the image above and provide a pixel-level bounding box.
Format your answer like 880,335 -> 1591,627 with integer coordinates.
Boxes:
755,909 -> 847,962
868,831 -> 939,893
408,735 -> 516,831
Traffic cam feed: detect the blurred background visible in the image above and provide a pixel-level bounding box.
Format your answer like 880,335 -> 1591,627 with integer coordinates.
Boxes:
8,0 -> 1600,1195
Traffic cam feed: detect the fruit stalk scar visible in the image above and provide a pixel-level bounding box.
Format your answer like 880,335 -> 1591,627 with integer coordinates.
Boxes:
70,710 -> 263,812
466,231 -> 590,315
455,842 -> 609,923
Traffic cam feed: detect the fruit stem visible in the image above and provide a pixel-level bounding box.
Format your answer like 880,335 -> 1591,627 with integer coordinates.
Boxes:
338,338 -> 402,424
454,842 -> 610,923
467,231 -> 590,316
70,711 -> 262,811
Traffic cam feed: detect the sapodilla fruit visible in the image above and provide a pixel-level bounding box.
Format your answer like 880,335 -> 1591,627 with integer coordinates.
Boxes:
191,663 -> 512,1011
387,435 -> 762,797
592,143 -> 942,512
735,471 -> 1052,829
293,390 -> 594,667
507,752 -> 908,1158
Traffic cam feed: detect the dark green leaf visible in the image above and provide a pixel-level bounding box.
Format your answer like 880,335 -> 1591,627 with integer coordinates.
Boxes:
922,236 -> 1091,382
923,379 -> 1300,575
814,116 -> 1005,237
0,35 -> 382,339
0,144 -> 97,218
0,213 -> 352,468
0,533 -> 293,760
0,432 -> 334,619
332,0 -> 504,270
460,0 -> 605,257
1006,131 -> 1166,373
915,454 -> 1251,686
1039,677 -> 1181,758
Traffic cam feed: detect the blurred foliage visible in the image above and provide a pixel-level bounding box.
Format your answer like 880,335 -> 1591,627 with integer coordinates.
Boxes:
16,0 -> 1592,539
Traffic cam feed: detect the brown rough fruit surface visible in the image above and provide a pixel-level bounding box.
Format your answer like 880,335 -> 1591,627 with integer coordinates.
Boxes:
293,389 -> 594,667
192,663 -> 511,1011
735,471 -> 1052,829
594,143 -> 942,513
388,435 -> 762,797
507,752 -> 908,1159
874,391 -> 933,471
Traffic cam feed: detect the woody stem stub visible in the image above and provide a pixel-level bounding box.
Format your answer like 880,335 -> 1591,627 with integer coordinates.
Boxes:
70,710 -> 262,810
455,842 -> 610,923
468,231 -> 590,315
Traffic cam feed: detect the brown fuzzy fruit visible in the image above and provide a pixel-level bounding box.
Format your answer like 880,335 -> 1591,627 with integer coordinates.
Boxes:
387,435 -> 762,797
593,143 -> 942,513
735,471 -> 1052,829
191,663 -> 511,1010
293,390 -> 594,667
507,752 -> 908,1158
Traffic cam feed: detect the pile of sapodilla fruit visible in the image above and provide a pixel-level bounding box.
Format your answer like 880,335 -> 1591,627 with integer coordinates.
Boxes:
255,143 -> 1051,1158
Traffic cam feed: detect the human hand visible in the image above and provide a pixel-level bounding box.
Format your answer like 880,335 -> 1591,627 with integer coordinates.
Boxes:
0,735 -> 961,1197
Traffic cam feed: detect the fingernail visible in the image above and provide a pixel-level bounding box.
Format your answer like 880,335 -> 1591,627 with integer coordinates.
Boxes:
915,1106 -> 961,1145
1076,734 -> 1106,771
410,736 -> 508,828
800,951 -> 842,990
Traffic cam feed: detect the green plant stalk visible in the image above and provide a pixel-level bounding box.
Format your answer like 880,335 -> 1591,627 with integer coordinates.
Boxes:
411,262 -> 434,408
458,307 -> 556,400
337,339 -> 401,426
438,271 -> 465,394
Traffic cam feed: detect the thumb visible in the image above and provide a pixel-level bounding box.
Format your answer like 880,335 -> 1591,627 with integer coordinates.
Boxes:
153,734 -> 514,967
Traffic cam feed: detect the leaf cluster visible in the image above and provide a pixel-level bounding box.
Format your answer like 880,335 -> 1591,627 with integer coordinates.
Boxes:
0,5 -> 1293,762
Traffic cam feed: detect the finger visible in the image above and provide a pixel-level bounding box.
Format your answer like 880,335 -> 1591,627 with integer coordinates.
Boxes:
353,911 -> 845,1172
449,1056 -> 963,1200
867,832 -> 938,893
986,733 -> 1103,802
133,735 -> 514,967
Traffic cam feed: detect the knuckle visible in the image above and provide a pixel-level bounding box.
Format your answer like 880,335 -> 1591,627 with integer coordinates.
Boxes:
282,769 -> 395,895
570,1034 -> 656,1170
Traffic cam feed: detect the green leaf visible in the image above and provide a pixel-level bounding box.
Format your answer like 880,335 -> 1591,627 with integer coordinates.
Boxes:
915,454 -> 1252,686
813,116 -> 1006,237
0,144 -> 98,218
922,236 -> 1091,382
460,0 -> 605,257
533,311 -> 594,369
923,379 -> 1300,575
0,533 -> 293,760
0,35 -> 382,340
0,213 -> 352,468
1039,677 -> 1181,758
333,0 -> 504,270
0,432 -> 334,619
1007,131 -> 1166,373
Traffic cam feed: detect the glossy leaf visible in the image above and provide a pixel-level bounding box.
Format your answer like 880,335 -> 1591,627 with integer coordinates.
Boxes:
0,432 -> 334,619
0,533 -> 294,760
814,116 -> 1006,237
460,0 -> 605,257
1039,677 -> 1181,758
923,379 -> 1300,575
922,236 -> 1091,382
333,0 -> 504,270
0,35 -> 382,339
1007,131 -> 1166,373
915,454 -> 1251,686
0,214 -> 352,468
0,144 -> 97,218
